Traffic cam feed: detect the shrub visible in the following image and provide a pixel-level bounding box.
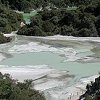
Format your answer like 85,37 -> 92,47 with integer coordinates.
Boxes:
0,72 -> 46,100
0,33 -> 11,43
42,21 -> 55,32
61,25 -> 74,36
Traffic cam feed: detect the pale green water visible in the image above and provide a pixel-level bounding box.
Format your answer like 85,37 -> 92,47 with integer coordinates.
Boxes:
1,51 -> 100,77
1,11 -> 100,99
22,11 -> 38,24
22,7 -> 77,24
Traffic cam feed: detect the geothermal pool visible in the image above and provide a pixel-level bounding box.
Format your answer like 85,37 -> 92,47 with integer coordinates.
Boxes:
0,35 -> 100,100
1,51 -> 100,77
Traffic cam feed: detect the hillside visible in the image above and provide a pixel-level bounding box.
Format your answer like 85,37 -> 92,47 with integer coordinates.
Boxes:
0,2 -> 23,33
1,0 -> 99,12
0,72 -> 46,100
0,1 -> 23,43
17,1 -> 100,37
79,76 -> 100,100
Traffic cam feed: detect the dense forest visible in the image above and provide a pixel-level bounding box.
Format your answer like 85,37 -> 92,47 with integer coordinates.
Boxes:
17,0 -> 100,37
79,76 -> 100,100
0,2 -> 23,33
0,0 -> 23,43
0,0 -> 99,12
0,0 -> 100,100
0,72 -> 46,100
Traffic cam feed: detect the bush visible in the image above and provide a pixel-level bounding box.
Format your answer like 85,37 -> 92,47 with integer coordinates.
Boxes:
16,1 -> 100,37
17,26 -> 46,36
33,26 -> 45,36
30,15 -> 43,27
0,18 -> 7,27
0,33 -> 11,43
0,72 -> 46,100
0,3 -> 23,33
60,25 -> 74,36
42,21 -> 55,32
4,24 -> 12,33
79,76 -> 100,100
96,16 -> 100,36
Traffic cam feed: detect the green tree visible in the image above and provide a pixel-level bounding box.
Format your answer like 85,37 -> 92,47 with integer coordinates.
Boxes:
42,21 -> 55,32
0,72 -> 46,100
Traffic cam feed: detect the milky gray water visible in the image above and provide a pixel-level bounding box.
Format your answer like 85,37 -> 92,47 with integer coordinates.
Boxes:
0,35 -> 100,99
0,35 -> 100,76
0,11 -> 99,99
